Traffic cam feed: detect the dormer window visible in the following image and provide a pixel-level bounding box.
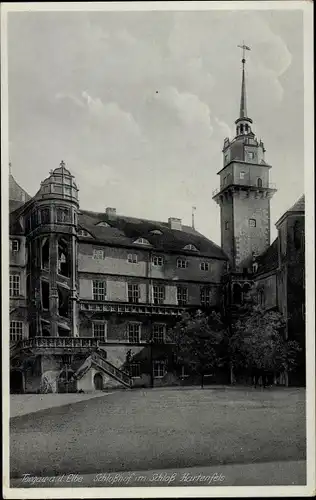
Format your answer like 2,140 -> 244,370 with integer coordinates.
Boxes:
78,229 -> 92,237
96,221 -> 110,228
150,229 -> 163,235
248,152 -> 255,161
183,244 -> 198,252
133,237 -> 151,245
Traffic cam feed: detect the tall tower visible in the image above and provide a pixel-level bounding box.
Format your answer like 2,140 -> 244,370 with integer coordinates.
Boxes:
213,44 -> 276,270
25,161 -> 80,338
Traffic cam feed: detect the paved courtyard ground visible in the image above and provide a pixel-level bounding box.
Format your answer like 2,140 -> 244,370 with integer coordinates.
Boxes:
10,387 -> 306,483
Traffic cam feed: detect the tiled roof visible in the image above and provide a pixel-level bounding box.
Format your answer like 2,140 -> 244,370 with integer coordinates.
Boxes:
276,194 -> 305,227
9,200 -> 25,213
78,210 -> 227,259
256,238 -> 279,275
288,194 -> 305,213
9,174 -> 32,203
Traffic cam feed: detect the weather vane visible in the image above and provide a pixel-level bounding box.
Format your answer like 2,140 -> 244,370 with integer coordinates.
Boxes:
237,42 -> 251,63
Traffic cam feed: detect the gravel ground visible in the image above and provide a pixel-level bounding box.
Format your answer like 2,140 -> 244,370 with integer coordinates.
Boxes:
10,387 -> 306,479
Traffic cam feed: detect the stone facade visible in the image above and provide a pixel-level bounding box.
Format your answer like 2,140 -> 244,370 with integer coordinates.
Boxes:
9,56 -> 305,392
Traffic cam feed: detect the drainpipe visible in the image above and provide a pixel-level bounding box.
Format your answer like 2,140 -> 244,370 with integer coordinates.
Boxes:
147,249 -> 154,388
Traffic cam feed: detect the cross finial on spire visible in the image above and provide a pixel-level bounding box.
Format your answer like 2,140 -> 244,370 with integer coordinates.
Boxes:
60,160 -> 65,168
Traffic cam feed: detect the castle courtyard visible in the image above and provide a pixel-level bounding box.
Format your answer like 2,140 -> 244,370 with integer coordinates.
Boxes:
10,387 -> 306,486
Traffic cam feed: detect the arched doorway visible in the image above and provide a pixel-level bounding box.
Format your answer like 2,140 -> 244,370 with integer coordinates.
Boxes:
10,370 -> 24,394
232,284 -> 242,305
94,373 -> 103,391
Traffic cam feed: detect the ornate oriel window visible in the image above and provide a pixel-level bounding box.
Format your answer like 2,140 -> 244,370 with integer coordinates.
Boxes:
56,207 -> 71,224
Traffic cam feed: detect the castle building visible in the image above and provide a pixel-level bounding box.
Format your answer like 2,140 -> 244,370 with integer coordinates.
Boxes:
9,50 -> 305,393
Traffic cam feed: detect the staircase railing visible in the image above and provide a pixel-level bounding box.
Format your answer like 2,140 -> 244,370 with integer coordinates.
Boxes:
90,352 -> 133,388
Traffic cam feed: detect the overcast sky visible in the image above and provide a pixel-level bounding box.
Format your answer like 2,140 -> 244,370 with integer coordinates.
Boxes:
7,8 -> 304,244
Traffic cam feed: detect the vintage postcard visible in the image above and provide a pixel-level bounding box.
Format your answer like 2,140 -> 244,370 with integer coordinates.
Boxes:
1,1 -> 314,498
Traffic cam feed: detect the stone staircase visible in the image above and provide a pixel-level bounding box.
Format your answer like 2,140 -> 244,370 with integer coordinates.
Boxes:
73,349 -> 133,389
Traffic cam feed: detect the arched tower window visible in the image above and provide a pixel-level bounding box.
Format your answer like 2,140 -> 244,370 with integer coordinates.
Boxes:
41,238 -> 50,270
240,124 -> 244,134
58,238 -> 70,277
40,208 -> 50,225
257,178 -> 262,188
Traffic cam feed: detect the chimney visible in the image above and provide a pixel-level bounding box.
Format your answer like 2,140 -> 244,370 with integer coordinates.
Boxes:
105,207 -> 117,218
168,217 -> 182,231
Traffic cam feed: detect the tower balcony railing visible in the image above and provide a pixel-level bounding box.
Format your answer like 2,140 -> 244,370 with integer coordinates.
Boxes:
212,182 -> 277,197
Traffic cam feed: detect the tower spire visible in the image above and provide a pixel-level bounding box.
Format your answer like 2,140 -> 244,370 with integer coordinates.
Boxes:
237,43 -> 251,119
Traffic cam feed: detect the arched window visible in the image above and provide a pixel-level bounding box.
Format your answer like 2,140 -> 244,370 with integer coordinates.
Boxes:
257,178 -> 263,188
245,124 -> 249,133
240,124 -> 244,134
41,238 -> 50,270
58,238 -> 70,277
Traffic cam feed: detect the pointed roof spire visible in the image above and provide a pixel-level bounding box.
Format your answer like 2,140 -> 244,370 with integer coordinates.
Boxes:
237,43 -> 251,120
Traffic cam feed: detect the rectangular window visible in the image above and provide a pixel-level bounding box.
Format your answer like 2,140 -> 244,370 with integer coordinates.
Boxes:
9,274 -> 20,297
93,280 -> 106,301
128,283 -> 140,303
127,253 -> 138,264
129,362 -> 141,378
177,258 -> 188,269
225,221 -> 229,230
153,285 -> 165,305
153,361 -> 166,378
200,262 -> 209,271
177,286 -> 188,306
93,249 -> 104,260
128,323 -> 141,343
152,255 -> 164,266
240,171 -> 245,179
249,219 -> 256,227
10,239 -> 20,252
248,152 -> 254,160
200,286 -> 212,306
152,324 -> 165,343
92,322 -> 107,342
10,321 -> 23,342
